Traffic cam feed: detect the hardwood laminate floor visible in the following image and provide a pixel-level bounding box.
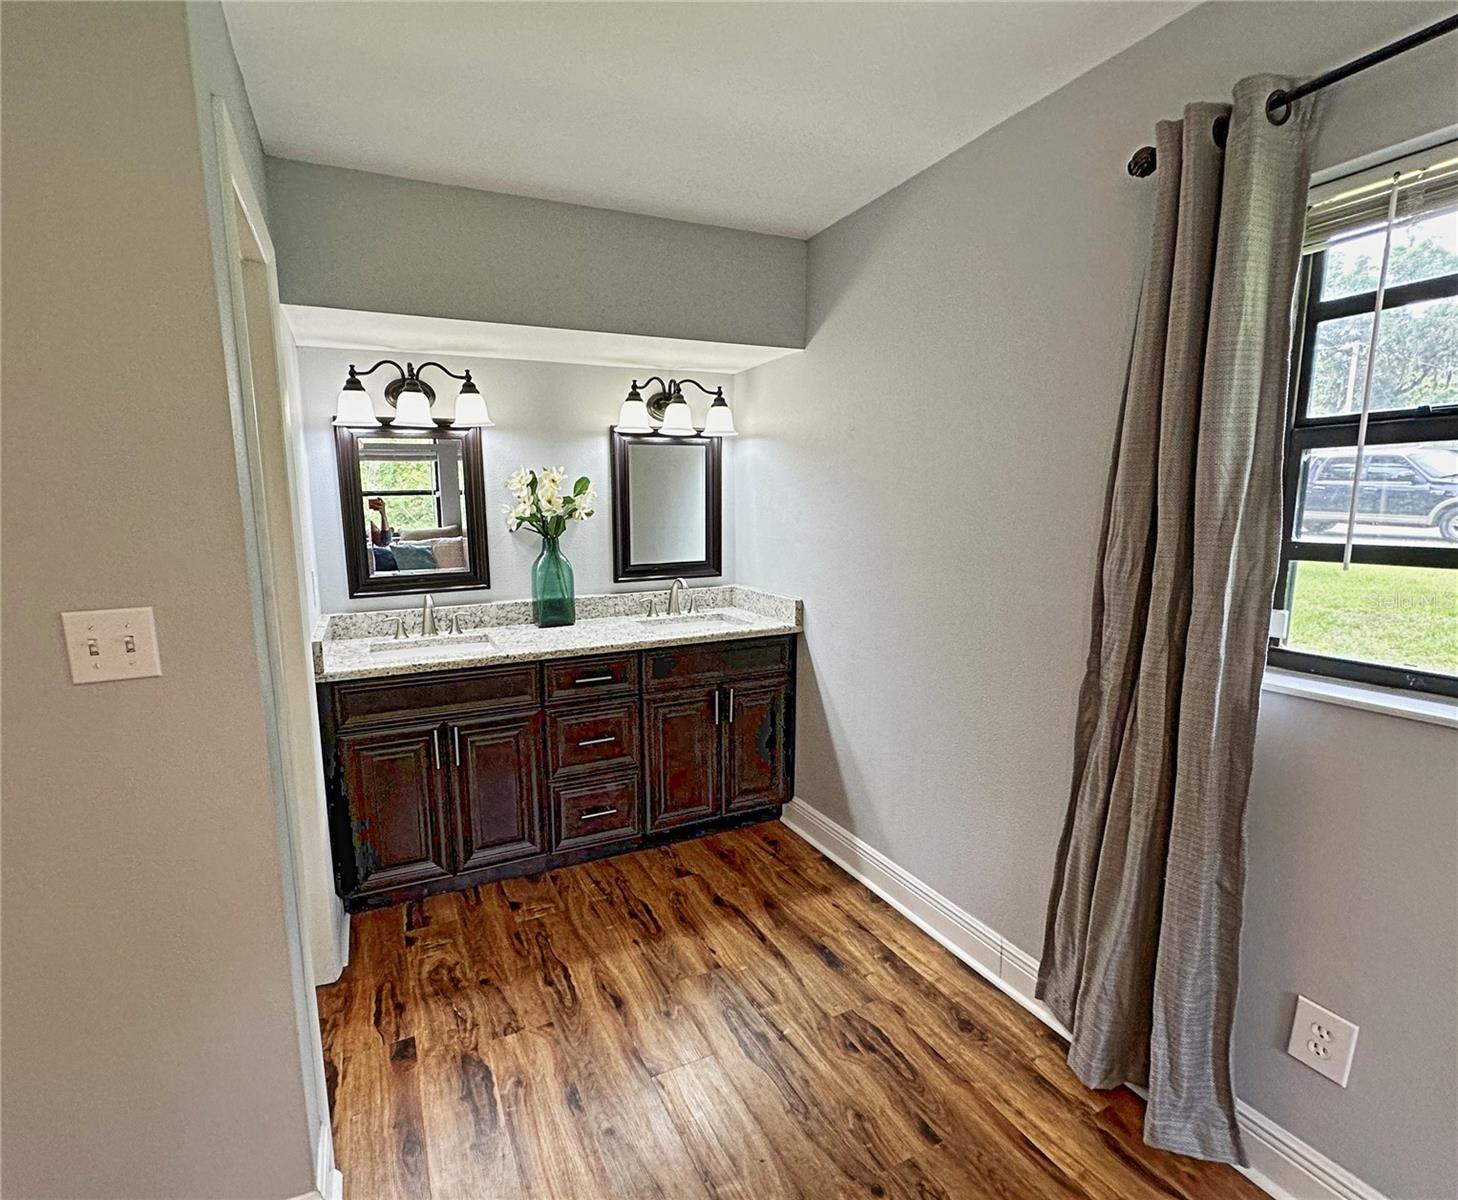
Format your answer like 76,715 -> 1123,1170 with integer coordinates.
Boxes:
318,821 -> 1266,1199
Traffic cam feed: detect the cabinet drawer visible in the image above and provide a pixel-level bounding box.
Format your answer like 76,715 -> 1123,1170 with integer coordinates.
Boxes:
553,774 -> 640,852
333,665 -> 540,729
547,700 -> 640,777
644,637 -> 792,692
544,654 -> 638,704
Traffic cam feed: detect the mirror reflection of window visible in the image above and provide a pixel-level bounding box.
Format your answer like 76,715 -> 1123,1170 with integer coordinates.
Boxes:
358,437 -> 470,578
627,442 -> 707,563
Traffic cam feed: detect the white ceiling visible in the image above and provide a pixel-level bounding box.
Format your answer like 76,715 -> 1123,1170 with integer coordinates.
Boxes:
225,1 -> 1191,239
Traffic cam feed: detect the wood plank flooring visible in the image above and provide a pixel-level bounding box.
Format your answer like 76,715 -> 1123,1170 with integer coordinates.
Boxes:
318,821 -> 1266,1199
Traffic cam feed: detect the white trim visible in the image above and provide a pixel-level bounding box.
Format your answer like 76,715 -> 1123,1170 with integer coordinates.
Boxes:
1262,668 -> 1458,730
313,1119 -> 344,1200
1236,1101 -> 1388,1200
779,797 -> 1390,1200
209,98 -> 342,1200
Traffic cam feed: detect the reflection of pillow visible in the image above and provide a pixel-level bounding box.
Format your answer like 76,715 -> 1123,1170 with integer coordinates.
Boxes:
397,525 -> 462,541
425,537 -> 467,569
390,543 -> 439,571
371,547 -> 398,572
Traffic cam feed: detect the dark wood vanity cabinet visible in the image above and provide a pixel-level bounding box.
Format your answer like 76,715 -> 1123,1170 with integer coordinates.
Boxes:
450,714 -> 545,872
334,725 -> 453,896
319,635 -> 794,911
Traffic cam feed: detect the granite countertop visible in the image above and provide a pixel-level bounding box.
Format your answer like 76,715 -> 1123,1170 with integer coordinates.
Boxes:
312,585 -> 802,683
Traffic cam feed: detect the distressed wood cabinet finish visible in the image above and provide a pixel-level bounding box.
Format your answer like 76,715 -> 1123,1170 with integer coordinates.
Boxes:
319,635 -> 795,910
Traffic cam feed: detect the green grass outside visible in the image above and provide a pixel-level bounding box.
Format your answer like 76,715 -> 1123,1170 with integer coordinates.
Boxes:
1287,563 -> 1458,675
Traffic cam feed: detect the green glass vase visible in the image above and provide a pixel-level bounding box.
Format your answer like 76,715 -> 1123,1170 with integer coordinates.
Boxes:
532,535 -> 576,627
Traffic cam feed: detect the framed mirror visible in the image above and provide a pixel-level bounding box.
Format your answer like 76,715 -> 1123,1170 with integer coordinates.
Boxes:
610,430 -> 722,581
335,426 -> 490,597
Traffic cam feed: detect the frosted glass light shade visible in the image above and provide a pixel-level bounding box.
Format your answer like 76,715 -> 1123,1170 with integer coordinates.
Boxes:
658,396 -> 697,436
334,378 -> 377,426
453,382 -> 494,427
614,396 -> 654,433
392,383 -> 435,428
701,397 -> 737,437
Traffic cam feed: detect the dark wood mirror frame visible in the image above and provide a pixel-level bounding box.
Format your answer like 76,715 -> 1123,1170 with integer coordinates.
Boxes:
610,429 -> 722,582
335,425 -> 491,598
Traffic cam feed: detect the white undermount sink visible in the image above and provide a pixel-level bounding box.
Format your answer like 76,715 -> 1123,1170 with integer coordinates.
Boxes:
366,630 -> 495,657
634,610 -> 753,631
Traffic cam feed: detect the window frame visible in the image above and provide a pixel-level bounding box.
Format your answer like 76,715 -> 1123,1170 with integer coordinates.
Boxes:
1270,248 -> 1458,697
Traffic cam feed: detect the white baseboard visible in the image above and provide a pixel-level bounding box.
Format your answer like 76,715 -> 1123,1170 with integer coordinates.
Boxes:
778,797 -> 1388,1200
313,1117 -> 344,1200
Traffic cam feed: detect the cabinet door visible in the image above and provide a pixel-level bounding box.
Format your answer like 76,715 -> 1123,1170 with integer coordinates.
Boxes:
644,688 -> 720,832
450,714 -> 545,872
337,727 -> 452,896
724,681 -> 789,813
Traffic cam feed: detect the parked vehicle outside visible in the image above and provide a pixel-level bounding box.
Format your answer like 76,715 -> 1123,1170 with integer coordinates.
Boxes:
1299,443 -> 1458,542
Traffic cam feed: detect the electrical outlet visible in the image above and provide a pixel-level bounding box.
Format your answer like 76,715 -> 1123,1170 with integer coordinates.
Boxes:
1288,995 -> 1358,1087
61,607 -> 162,684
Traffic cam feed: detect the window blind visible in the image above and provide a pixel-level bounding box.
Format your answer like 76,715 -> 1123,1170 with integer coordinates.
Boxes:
1303,150 -> 1458,253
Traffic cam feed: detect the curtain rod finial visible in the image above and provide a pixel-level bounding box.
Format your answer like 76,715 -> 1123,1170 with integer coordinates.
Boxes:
1128,145 -> 1157,178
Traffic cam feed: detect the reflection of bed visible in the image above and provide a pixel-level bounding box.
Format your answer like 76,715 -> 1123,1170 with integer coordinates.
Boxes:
369,525 -> 468,573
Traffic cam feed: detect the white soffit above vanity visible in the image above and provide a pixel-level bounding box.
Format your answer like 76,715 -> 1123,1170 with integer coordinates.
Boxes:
224,2 -> 1193,238
283,306 -> 801,375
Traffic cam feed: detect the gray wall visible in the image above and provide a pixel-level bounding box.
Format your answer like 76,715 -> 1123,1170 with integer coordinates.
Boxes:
298,347 -> 735,614
735,4 -> 1458,1195
1,4 -> 316,1197
268,158 -> 808,349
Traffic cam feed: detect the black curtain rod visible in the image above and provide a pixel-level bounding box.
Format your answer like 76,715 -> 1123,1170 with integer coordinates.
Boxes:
1127,11 -> 1458,177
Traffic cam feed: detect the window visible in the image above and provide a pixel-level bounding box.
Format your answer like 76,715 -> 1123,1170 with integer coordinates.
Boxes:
1272,146 -> 1458,697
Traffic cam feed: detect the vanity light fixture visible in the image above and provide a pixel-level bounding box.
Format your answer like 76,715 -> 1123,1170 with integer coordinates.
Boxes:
613,376 -> 737,437
333,360 -> 495,428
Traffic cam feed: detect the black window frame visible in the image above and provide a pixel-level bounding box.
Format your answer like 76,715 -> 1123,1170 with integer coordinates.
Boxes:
1271,247 -> 1458,697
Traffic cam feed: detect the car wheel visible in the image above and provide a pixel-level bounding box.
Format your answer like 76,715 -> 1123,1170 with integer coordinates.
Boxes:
1438,509 -> 1458,542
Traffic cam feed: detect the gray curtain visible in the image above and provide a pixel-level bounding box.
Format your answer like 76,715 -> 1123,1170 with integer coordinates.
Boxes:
1036,76 -> 1322,1165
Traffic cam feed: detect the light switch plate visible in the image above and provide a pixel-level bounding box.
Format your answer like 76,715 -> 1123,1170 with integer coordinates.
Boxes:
1288,994 -> 1358,1087
61,607 -> 162,684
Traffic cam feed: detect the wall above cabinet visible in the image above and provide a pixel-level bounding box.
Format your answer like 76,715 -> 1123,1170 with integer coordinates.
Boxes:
285,305 -> 801,375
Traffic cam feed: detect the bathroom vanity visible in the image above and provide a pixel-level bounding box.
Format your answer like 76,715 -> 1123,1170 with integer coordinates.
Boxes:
313,587 -> 800,911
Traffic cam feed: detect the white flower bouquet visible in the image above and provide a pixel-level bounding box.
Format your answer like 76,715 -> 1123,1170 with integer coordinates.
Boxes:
503,466 -> 596,540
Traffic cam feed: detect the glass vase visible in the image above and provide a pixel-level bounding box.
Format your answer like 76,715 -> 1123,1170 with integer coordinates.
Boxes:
532,535 -> 576,628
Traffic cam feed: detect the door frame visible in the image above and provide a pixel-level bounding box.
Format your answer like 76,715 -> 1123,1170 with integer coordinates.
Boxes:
209,98 -> 343,1200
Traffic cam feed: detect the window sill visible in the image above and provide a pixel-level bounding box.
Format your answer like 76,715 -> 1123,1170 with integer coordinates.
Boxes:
1262,668 -> 1458,729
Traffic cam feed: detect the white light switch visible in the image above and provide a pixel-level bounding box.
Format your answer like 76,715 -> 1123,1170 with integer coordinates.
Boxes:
61,607 -> 162,684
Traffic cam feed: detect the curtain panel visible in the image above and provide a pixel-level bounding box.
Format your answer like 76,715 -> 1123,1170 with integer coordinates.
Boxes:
1037,76 -> 1322,1164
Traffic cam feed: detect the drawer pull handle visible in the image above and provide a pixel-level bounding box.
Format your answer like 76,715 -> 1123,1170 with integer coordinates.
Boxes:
574,672 -> 615,685
431,728 -> 441,770
727,687 -> 735,723
580,806 -> 619,820
576,734 -> 618,748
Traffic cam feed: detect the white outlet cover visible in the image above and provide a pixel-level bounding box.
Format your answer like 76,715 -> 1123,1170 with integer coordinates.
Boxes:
1288,994 -> 1358,1087
61,607 -> 162,684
